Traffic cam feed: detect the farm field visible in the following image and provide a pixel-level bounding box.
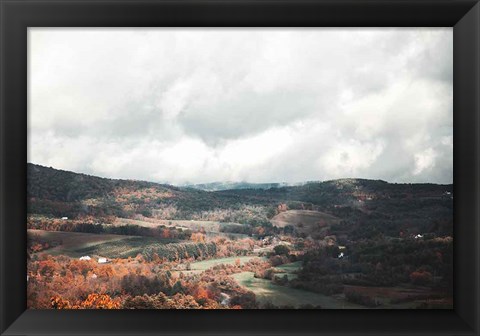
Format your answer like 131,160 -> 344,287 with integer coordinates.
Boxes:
270,210 -> 340,237
171,256 -> 266,277
113,217 -> 248,239
28,229 -> 133,255
73,237 -> 170,259
114,217 -> 243,232
189,256 -> 264,271
232,272 -> 364,309
28,229 -> 171,258
270,210 -> 339,227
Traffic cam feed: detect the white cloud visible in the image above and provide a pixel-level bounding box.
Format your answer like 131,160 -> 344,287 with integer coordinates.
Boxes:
157,79 -> 193,120
28,28 -> 453,184
320,140 -> 385,178
413,148 -> 438,175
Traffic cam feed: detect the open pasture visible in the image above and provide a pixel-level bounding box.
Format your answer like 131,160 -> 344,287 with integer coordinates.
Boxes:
28,229 -> 171,258
114,217 -> 249,238
271,210 -> 340,228
115,217 -> 242,231
232,272 -> 363,309
189,256 -> 264,271
28,229 -> 131,255
73,236 -> 171,259
271,210 -> 340,237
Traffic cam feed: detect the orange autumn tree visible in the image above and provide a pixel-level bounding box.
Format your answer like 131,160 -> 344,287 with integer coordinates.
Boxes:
190,232 -> 205,243
194,286 -> 209,301
38,259 -> 58,278
78,294 -> 121,309
51,296 -> 71,309
162,228 -> 171,239
51,294 -> 120,309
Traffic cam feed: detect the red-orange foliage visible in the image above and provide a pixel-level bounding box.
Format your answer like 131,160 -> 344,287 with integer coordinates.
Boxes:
69,260 -> 94,277
162,228 -> 171,239
191,232 -> 205,243
78,293 -> 121,309
194,286 -> 210,300
28,236 -> 267,310
51,296 -> 71,309
95,265 -> 114,279
38,259 -> 57,277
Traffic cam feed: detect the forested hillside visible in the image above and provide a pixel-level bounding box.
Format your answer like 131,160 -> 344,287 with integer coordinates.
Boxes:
28,163 -> 453,238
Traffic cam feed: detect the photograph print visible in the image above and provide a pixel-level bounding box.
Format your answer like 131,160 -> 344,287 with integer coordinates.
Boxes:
27,28 -> 453,309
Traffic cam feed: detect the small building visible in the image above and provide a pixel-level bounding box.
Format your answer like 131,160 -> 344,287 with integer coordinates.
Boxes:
338,252 -> 344,259
61,217 -> 68,220
98,257 -> 109,264
79,256 -> 91,261
414,234 -> 423,239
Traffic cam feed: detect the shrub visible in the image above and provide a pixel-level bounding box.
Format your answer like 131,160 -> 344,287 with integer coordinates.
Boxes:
409,270 -> 433,286
273,245 -> 290,256
345,290 -> 380,307
229,292 -> 258,309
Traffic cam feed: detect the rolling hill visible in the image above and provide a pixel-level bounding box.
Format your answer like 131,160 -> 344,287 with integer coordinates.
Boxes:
27,163 -> 453,239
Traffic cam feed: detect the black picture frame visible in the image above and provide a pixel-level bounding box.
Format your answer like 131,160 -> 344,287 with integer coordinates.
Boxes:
1,0 -> 479,335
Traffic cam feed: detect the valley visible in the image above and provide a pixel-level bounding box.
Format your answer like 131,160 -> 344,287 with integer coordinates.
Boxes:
27,163 -> 453,310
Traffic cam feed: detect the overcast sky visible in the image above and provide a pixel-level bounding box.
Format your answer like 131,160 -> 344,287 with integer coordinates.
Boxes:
28,28 -> 452,185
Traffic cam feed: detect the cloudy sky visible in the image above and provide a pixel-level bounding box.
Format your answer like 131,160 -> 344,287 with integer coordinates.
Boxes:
28,28 -> 452,185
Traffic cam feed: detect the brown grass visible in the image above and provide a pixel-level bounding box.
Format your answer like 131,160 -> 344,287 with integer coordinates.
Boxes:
271,210 -> 340,236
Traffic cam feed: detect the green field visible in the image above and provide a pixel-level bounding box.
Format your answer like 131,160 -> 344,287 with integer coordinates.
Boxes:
73,236 -> 171,258
232,272 -> 364,309
28,229 -> 173,258
189,256 -> 264,271
114,218 -> 249,239
115,218 -> 242,231
274,261 -> 302,280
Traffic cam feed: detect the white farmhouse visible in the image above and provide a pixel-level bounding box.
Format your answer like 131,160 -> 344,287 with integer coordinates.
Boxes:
79,256 -> 91,261
98,257 -> 108,264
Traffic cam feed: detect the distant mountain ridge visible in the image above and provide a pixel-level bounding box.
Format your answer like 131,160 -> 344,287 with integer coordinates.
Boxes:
183,181 -> 294,191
